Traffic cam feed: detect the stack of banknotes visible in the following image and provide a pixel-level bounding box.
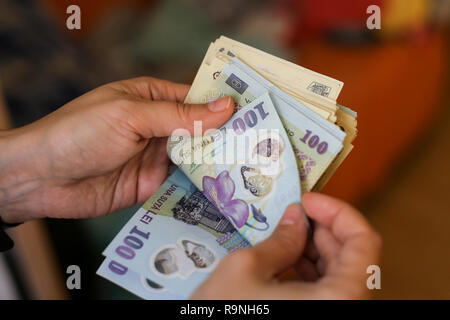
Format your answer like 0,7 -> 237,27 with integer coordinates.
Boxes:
97,36 -> 357,299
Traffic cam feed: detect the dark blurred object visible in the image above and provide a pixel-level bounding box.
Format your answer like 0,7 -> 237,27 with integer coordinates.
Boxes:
283,0 -> 450,46
0,0 -> 96,127
0,87 -> 69,299
40,0 -> 155,39
184,0 -> 273,26
431,0 -> 450,27
0,0 -> 122,299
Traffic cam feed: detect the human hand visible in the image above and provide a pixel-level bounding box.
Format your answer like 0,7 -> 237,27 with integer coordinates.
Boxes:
191,192 -> 382,299
0,77 -> 233,223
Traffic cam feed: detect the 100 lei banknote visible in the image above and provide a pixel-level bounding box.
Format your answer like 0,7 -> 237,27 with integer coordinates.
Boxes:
209,36 -> 343,110
186,57 -> 346,192
168,92 -> 301,245
102,168 -> 250,297
102,93 -> 301,297
97,257 -> 185,300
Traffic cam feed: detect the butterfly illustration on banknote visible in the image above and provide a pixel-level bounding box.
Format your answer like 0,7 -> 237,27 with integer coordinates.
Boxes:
201,172 -> 270,232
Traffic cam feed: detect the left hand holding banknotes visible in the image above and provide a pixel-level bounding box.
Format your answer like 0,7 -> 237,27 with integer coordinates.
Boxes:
191,192 -> 382,300
0,77 -> 234,224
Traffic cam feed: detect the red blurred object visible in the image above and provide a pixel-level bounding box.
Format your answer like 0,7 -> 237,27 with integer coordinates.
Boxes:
296,33 -> 447,203
283,0 -> 384,44
40,0 -> 156,38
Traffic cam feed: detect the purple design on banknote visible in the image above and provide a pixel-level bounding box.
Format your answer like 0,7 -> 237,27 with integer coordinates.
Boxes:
202,171 -> 249,228
225,73 -> 248,95
293,147 -> 316,181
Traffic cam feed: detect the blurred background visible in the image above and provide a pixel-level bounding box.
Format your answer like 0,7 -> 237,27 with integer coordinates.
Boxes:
0,0 -> 449,299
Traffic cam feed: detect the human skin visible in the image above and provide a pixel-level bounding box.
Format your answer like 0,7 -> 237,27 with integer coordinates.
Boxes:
191,193 -> 382,299
0,77 -> 233,223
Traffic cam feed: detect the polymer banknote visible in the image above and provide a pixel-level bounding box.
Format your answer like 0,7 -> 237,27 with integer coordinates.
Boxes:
168,92 -> 301,244
186,57 -> 346,192
102,168 -> 251,297
102,93 -> 301,297
97,257 -> 185,300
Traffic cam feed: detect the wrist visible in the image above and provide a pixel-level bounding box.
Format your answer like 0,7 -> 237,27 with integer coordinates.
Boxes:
0,128 -> 47,223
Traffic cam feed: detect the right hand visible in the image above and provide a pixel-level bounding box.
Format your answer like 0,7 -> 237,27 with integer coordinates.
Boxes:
191,192 -> 382,299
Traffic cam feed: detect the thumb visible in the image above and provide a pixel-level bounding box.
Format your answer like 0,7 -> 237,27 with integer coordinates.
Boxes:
131,96 -> 234,138
250,203 -> 309,279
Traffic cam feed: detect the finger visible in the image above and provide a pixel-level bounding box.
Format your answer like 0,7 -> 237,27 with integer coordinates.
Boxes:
316,257 -> 326,276
313,224 -> 340,266
294,257 -> 320,282
302,192 -> 382,283
303,238 -> 320,262
249,203 -> 309,279
302,192 -> 376,245
130,96 -> 234,138
136,137 -> 170,203
109,77 -> 190,103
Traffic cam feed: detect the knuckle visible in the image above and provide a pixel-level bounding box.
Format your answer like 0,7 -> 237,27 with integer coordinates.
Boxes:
113,97 -> 134,108
175,102 -> 191,123
273,230 -> 301,254
146,78 -> 162,99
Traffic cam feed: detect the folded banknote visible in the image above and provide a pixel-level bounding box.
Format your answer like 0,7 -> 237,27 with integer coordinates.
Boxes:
102,169 -> 250,297
97,257 -> 186,300
190,37 -> 357,192
185,56 -> 346,192
168,92 -> 302,244
102,93 -> 300,296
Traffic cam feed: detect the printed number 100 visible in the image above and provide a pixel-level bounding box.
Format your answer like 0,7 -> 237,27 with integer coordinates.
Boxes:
300,130 -> 328,155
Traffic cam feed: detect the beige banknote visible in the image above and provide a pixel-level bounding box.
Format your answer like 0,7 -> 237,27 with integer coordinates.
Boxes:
186,38 -> 357,191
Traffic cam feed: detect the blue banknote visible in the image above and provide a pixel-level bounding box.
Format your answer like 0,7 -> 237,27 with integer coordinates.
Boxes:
101,168 -> 251,297
101,93 -> 300,297
168,92 -> 301,245
97,257 -> 185,300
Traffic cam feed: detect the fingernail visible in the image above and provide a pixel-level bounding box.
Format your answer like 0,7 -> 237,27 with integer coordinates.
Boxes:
280,203 -> 302,225
208,96 -> 231,112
